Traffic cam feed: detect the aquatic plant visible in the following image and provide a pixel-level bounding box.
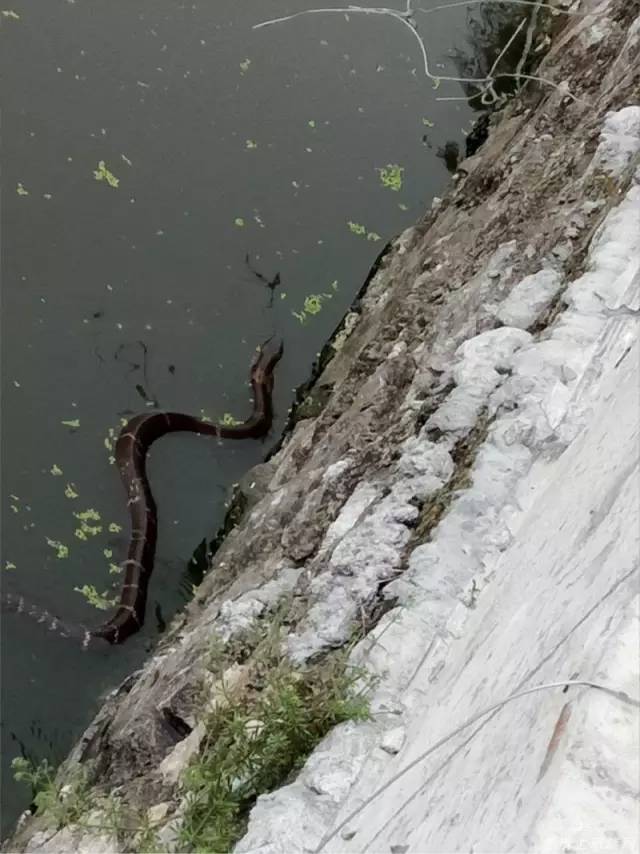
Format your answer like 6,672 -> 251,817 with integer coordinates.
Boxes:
377,163 -> 404,191
254,1 -> 580,108
73,584 -> 117,610
93,161 -> 119,189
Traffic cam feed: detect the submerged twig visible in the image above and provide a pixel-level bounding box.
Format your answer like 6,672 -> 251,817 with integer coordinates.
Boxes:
245,253 -> 281,308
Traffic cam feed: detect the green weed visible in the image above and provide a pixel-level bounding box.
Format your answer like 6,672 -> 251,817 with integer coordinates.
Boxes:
179,653 -> 370,852
11,757 -> 92,828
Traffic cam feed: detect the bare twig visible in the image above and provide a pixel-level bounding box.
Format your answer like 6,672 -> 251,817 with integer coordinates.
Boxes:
417,0 -> 573,15
488,16 -> 527,78
515,0 -> 543,88
254,0 -> 582,107
255,5 -> 483,84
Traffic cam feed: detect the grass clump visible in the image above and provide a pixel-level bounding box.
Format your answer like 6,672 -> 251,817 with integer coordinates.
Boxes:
11,756 -> 92,828
179,653 -> 370,853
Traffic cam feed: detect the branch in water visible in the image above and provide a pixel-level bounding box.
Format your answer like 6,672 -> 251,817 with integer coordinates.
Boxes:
253,0 -> 583,107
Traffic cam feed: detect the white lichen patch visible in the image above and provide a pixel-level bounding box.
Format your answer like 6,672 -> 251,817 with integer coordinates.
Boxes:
213,566 -> 302,643
495,268 -> 562,328
426,327 -> 532,436
591,106 -> 640,177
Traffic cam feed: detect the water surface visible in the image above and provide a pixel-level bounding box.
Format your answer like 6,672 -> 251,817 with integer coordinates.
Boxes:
1,0 -> 479,832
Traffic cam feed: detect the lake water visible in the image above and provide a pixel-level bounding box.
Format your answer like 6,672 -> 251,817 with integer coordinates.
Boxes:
0,0 -> 486,834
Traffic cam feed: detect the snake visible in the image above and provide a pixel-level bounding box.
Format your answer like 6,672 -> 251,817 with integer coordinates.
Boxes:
3,339 -> 283,647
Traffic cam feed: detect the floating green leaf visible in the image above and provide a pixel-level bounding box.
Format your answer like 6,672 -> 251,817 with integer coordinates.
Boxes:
348,221 -> 380,242
93,160 -> 119,188
421,117 -> 435,127
234,217 -> 245,227
73,510 -> 101,535
73,584 -> 117,611
347,221 -> 366,236
73,508 -> 102,539
245,140 -> 258,149
64,483 -> 79,499
75,509 -> 101,521
108,522 -> 122,533
5,561 -> 17,571
16,182 -> 29,196
240,58 -> 251,73
61,419 -> 80,429
219,413 -> 241,427
1,10 -> 20,18
50,464 -> 63,476
377,164 -> 404,192
46,538 -> 69,559
303,295 -> 323,316
292,289 -> 336,324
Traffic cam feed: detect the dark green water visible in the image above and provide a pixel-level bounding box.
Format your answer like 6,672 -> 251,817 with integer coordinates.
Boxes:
1,0 -> 480,834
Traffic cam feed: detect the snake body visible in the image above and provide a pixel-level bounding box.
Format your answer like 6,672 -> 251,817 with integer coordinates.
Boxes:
3,341 -> 283,646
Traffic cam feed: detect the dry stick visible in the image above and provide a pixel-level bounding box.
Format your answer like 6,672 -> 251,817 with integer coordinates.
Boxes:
256,6 -> 499,85
314,679 -> 640,852
418,0 -> 574,15
385,7 -> 492,83
471,15 -> 527,106
419,0 -> 584,104
515,0 -> 543,88
489,16 -> 527,78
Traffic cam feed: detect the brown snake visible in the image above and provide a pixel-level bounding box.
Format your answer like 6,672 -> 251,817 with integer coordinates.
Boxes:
3,339 -> 283,646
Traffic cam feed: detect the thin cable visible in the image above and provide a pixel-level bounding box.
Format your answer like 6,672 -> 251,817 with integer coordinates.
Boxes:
315,679 -> 639,851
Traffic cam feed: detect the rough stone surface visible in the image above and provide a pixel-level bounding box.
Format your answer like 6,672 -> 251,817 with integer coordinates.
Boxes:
4,1 -> 639,851
494,268 -> 563,328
